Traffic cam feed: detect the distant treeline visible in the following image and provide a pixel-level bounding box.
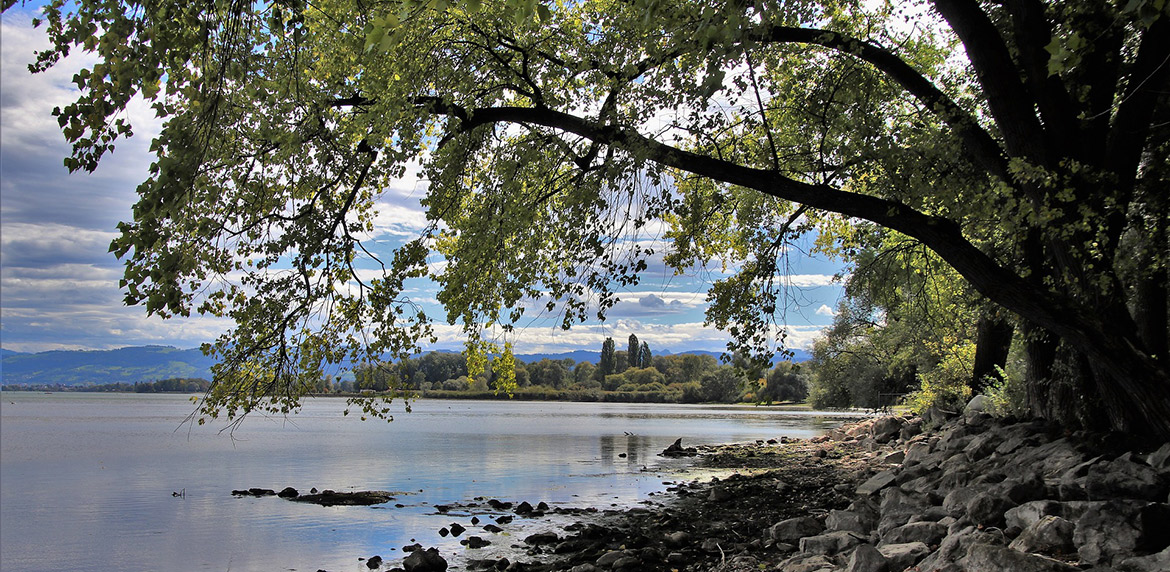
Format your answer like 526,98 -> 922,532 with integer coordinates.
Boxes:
350,335 -> 809,404
1,377 -> 211,393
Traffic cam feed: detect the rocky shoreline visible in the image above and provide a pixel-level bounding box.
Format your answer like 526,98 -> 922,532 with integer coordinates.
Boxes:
379,399 -> 1169,572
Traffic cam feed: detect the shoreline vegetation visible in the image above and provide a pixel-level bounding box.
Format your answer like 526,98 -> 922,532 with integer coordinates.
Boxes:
378,400 -> 1170,572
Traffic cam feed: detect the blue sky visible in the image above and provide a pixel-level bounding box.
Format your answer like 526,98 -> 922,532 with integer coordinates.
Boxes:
0,10 -> 846,355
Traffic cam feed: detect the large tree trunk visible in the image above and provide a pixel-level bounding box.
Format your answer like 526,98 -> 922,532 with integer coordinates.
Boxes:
971,315 -> 1014,393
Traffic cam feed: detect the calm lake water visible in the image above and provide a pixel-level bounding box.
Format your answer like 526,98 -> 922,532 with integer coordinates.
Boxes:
0,393 -> 857,572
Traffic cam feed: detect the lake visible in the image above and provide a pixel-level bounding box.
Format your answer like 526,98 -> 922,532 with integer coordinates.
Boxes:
0,393 -> 858,572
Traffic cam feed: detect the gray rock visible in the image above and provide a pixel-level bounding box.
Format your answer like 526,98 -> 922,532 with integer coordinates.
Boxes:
878,488 -> 932,535
846,544 -> 887,572
798,530 -> 867,555
826,510 -> 873,535
664,531 -> 690,548
1085,458 -> 1166,501
1146,443 -> 1170,470
1074,500 -> 1145,565
877,541 -> 930,571
966,394 -> 990,413
1117,546 -> 1170,572
1061,500 -> 1108,522
775,553 -> 839,572
907,505 -> 950,524
1004,474 -> 1048,504
1008,515 -> 1075,554
883,450 -> 906,465
943,488 -> 979,518
1059,456 -> 1103,500
880,521 -> 946,547
403,548 -> 448,572
856,470 -> 897,496
769,515 -> 825,543
960,543 -> 1080,571
900,420 -> 924,441
964,432 -> 1002,461
922,406 -> 955,428
903,441 -> 933,467
915,527 -> 1001,571
967,491 -> 1016,528
595,551 -> 626,567
1014,439 -> 1088,479
872,417 -> 903,444
611,556 -> 640,570
1005,500 -> 1063,532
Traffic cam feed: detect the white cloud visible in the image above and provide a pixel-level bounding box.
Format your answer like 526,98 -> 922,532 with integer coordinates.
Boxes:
815,304 -> 837,317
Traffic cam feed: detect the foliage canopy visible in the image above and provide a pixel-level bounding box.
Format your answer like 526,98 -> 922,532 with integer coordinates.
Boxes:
9,0 -> 1169,436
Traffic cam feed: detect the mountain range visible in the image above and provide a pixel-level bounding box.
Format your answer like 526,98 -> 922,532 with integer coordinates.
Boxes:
0,345 -> 810,387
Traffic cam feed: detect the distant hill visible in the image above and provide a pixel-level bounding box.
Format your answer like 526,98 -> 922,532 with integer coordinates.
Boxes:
0,346 -> 215,386
0,344 -> 812,387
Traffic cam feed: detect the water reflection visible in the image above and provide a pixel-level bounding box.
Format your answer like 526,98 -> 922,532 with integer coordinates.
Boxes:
1,394 -> 856,572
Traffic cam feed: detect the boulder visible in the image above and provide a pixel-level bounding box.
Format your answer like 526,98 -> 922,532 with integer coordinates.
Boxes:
366,555 -> 383,569
903,441 -> 934,467
878,488 -> 932,535
595,551 -> 626,567
291,490 -> 395,506
1085,458 -> 1167,501
846,543 -> 888,572
966,492 -> 1016,528
775,553 -> 839,572
664,531 -> 691,548
1074,500 -> 1145,565
826,510 -> 874,535
459,536 -> 491,549
661,438 -> 697,457
963,432 -> 1001,461
1005,500 -> 1063,532
403,548 -> 448,572
943,488 -> 979,518
1058,456 -> 1103,500
914,527 -> 1001,571
524,532 -> 560,545
877,542 -> 930,571
879,522 -> 946,547
959,543 -> 1080,572
856,470 -> 897,496
1146,443 -> 1170,470
872,417 -> 903,443
922,406 -> 955,428
1008,515 -> 1075,554
769,516 -> 825,543
277,487 -> 298,498
900,420 -> 923,441
1117,546 -> 1170,572
798,530 -> 867,555
1000,474 -> 1047,504
965,394 -> 990,414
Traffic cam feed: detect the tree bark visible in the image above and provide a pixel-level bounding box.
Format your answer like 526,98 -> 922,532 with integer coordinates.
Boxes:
971,316 -> 1014,393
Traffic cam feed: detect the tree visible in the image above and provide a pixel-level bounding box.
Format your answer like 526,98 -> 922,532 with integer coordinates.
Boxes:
760,363 -> 808,404
599,337 -> 617,379
627,334 -> 641,370
17,0 -> 1170,437
639,342 -> 651,371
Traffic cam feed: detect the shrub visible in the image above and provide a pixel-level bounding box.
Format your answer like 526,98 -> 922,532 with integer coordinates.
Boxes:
905,339 -> 973,413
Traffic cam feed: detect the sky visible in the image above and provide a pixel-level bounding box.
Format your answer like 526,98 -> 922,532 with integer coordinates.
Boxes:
0,9 -> 846,356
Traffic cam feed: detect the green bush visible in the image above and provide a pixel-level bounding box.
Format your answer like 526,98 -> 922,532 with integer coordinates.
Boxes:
904,339 -> 973,413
